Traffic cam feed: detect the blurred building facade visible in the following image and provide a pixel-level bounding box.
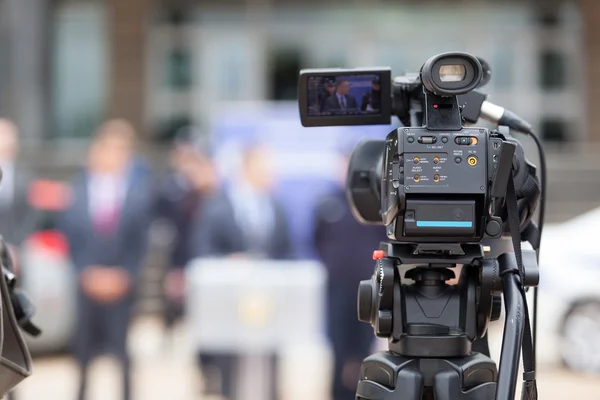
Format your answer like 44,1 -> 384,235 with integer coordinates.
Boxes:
1,0 -> 600,224
0,0 -> 595,145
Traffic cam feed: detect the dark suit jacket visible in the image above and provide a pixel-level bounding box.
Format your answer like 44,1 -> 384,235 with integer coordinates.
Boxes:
313,188 -> 386,286
59,167 -> 153,292
189,187 -> 294,260
325,94 -> 358,111
59,166 -> 154,361
0,166 -> 38,246
155,171 -> 204,269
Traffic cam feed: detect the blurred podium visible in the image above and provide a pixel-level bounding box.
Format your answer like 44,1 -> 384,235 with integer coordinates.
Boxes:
186,258 -> 327,400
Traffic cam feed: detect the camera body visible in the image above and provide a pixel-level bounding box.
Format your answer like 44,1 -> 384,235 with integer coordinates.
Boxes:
376,126 -> 504,244
301,52 -> 532,246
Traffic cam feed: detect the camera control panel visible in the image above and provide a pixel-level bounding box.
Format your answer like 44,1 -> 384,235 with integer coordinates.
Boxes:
388,127 -> 501,194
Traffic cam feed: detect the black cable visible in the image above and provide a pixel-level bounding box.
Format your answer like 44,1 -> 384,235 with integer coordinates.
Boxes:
523,128 -> 547,373
527,130 -> 546,252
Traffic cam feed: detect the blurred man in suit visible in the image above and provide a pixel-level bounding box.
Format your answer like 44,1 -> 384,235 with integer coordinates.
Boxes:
191,144 -> 293,261
325,79 -> 358,112
319,78 -> 336,112
313,152 -> 385,400
190,143 -> 294,400
0,119 -> 37,252
155,130 -> 217,335
360,76 -> 382,112
59,119 -> 153,400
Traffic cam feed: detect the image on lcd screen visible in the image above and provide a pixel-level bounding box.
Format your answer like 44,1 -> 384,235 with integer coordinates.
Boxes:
307,74 -> 382,117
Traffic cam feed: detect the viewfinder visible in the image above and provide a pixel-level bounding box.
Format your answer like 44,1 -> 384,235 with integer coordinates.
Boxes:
439,65 -> 466,82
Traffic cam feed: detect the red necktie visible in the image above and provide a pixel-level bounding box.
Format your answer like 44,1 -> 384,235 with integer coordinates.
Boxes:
94,203 -> 120,236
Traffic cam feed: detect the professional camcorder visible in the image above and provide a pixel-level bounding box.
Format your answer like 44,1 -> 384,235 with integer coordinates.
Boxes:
298,52 -> 546,400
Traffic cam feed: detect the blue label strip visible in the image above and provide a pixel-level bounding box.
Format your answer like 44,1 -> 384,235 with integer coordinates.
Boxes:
416,221 -> 473,228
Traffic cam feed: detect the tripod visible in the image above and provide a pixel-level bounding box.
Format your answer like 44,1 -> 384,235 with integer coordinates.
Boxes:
356,242 -> 538,400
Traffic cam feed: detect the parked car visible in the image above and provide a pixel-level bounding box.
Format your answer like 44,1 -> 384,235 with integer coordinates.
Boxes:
18,180 -> 77,355
488,206 -> 600,373
532,207 -> 600,372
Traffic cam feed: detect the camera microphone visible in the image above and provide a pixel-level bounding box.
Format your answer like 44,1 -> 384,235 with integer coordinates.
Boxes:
459,90 -> 534,135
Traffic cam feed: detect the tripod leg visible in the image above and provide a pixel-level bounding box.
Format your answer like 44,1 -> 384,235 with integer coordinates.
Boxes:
356,367 -> 423,400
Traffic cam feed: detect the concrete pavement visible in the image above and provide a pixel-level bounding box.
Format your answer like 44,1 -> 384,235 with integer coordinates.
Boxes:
12,317 -> 600,399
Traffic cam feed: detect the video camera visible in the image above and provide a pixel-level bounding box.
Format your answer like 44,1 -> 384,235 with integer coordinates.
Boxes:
298,53 -> 545,400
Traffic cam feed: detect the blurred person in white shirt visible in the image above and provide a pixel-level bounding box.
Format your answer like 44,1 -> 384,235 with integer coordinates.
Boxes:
189,143 -> 294,400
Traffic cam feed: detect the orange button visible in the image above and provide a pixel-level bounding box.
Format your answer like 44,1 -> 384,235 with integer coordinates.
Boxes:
372,250 -> 386,260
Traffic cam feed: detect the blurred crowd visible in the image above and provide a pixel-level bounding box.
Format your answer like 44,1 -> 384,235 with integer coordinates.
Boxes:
0,117 -> 388,400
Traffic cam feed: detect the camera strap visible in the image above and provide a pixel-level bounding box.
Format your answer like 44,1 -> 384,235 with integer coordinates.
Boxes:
506,174 -> 538,400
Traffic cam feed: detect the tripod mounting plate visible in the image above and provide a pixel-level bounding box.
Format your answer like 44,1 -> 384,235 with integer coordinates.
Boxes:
389,334 -> 472,359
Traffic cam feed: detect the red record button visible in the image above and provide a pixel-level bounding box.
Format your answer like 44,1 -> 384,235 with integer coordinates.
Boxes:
372,250 -> 386,260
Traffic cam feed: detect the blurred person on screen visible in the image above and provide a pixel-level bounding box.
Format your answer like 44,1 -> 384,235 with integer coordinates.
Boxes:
189,143 -> 293,400
325,79 -> 358,112
312,151 -> 386,400
154,128 -> 218,336
58,119 -> 153,400
361,76 -> 382,112
319,78 -> 337,112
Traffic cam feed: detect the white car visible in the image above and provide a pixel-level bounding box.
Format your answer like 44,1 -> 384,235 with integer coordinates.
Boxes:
487,207 -> 600,372
529,207 -> 600,372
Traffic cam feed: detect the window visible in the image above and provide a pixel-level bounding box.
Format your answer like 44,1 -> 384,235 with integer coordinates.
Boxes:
534,3 -> 562,27
539,50 -> 566,90
267,48 -> 304,101
165,48 -> 193,91
51,2 -> 108,138
219,49 -> 243,101
155,115 -> 194,142
540,118 -> 568,142
156,0 -> 193,24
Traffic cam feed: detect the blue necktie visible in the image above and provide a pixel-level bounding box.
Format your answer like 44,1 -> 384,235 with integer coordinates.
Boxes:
340,96 -> 346,109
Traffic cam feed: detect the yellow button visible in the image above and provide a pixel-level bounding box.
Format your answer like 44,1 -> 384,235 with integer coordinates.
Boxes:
467,156 -> 477,166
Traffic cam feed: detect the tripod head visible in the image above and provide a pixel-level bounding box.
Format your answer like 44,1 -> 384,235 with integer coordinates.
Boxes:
355,242 -> 539,400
